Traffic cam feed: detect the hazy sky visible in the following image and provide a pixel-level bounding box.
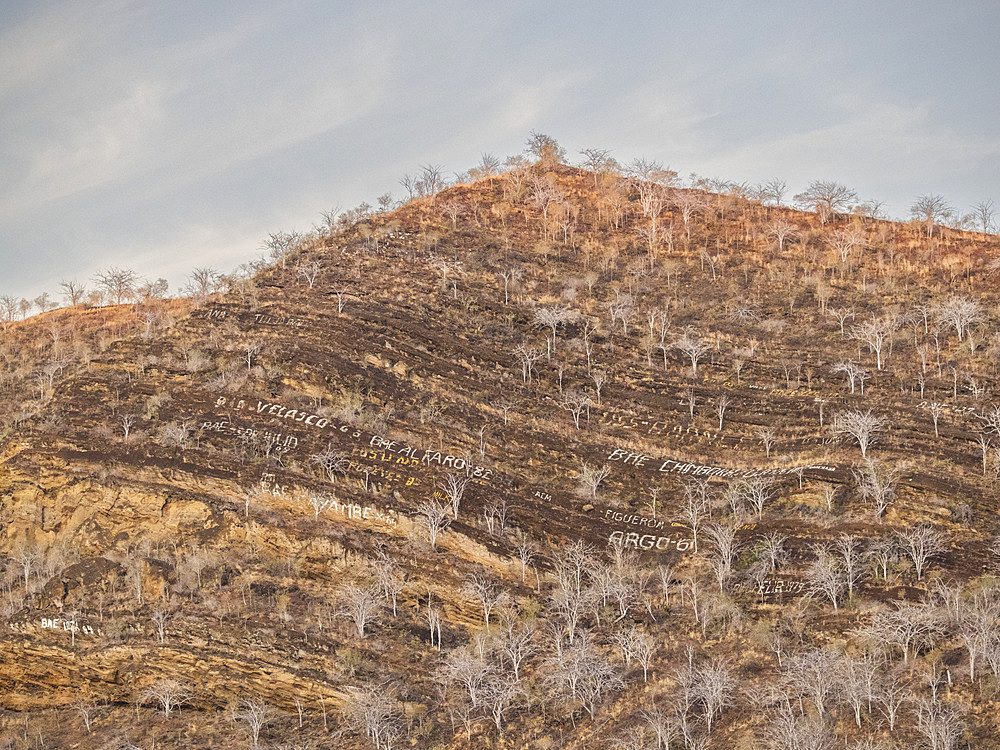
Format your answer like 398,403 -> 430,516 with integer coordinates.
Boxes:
2,0 -> 997,300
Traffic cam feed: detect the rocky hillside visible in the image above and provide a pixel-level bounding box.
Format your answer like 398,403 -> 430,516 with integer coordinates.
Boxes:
2,157 -> 1000,749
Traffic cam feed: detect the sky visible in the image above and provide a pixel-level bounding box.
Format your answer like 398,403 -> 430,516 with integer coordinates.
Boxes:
1,0 -> 998,301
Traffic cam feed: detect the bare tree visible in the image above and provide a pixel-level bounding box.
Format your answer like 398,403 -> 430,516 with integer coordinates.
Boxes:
462,573 -> 508,629
694,658 -> 736,734
705,524 -> 743,590
806,544 -> 846,611
310,444 -> 350,482
261,231 -> 301,269
786,648 -> 841,718
898,526 -> 945,581
951,587 -> 1000,682
439,200 -> 465,229
561,389 -> 592,429
755,426 -> 777,458
437,472 -> 469,518
794,180 -> 859,223
534,306 -> 573,356
399,174 -> 419,202
853,458 -> 902,518
834,534 -> 868,596
120,413 -> 137,442
928,401 -> 945,438
339,582 -> 381,637
496,612 -> 537,681
480,673 -> 524,730
549,585 -> 590,647
342,681 -> 404,750
714,393 -> 731,430
971,198 -> 995,233
832,409 -> 885,458
513,342 -> 543,384
141,679 -> 191,718
498,266 -> 522,305
864,601 -> 942,663
681,386 -> 697,418
850,315 -> 895,371
417,163 -> 446,200
373,554 -> 405,617
433,257 -> 462,292
73,699 -> 97,733
295,260 -> 322,289
235,698 -> 270,749
59,280 -> 87,306
867,535 -> 898,582
417,500 -> 451,548
578,462 -> 611,500
935,296 -> 983,342
151,608 -> 169,643
767,219 -> 798,251
513,533 -> 538,584
760,177 -> 788,206
829,307 -> 856,336
827,227 -> 866,266
677,478 -> 712,552
543,633 -> 622,719
93,267 -> 139,305
833,361 -> 867,394
914,699 -> 964,750
739,476 -> 775,519
673,190 -> 708,240
766,704 -> 834,750
910,194 -> 954,237
673,330 -> 712,375
334,285 -> 352,313
590,369 -> 607,404
842,681 -> 883,739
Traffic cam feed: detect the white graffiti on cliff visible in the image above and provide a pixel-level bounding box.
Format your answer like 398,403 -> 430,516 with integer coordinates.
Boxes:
606,447 -> 836,479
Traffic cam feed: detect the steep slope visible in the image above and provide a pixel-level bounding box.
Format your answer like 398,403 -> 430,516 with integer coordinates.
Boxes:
2,164 -> 1000,748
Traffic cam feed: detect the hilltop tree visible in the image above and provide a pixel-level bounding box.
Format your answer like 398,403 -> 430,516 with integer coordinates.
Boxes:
468,152 -> 502,181
186,267 -> 221,302
579,148 -> 618,187
261,231 -> 301,269
418,164 -> 446,200
93,267 -> 139,305
910,194 -> 953,237
525,131 -> 566,170
59,280 -> 87,306
971,198 -> 995,233
794,180 -> 858,223
759,177 -> 788,206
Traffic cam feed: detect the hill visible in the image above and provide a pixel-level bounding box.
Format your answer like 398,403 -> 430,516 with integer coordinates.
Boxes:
2,156 -> 1000,749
